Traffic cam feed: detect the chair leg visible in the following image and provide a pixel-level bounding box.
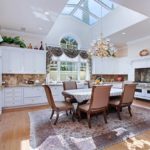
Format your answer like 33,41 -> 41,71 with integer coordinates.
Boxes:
50,110 -> 54,119
71,108 -> 75,122
128,105 -> 132,117
77,109 -> 81,122
103,109 -> 107,124
116,106 -> 122,120
54,110 -> 59,125
87,113 -> 91,128
66,110 -> 68,116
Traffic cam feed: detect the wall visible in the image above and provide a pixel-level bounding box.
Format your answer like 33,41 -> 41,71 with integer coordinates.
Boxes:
127,36 -> 150,81
91,5 -> 147,42
44,15 -> 91,49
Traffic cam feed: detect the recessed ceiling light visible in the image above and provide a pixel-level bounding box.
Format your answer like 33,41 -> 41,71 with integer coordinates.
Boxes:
44,11 -> 49,15
122,32 -> 126,35
38,27 -> 43,30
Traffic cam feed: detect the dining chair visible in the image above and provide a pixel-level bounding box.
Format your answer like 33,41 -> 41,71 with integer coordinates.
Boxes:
62,81 -> 77,103
43,85 -> 75,125
77,85 -> 112,128
109,84 -> 136,120
87,81 -> 94,88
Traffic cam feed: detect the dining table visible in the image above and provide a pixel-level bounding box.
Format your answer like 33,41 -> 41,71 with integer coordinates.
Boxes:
62,87 -> 123,103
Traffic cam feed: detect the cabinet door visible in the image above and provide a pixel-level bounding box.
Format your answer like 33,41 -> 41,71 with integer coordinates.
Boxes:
23,51 -> 35,74
2,48 -> 23,73
35,52 -> 46,74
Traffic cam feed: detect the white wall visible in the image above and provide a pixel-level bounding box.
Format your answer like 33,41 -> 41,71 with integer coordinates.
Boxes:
127,36 -> 150,81
44,15 -> 91,49
91,5 -> 147,42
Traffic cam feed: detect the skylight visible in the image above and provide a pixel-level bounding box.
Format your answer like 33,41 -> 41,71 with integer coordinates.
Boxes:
61,0 -> 117,25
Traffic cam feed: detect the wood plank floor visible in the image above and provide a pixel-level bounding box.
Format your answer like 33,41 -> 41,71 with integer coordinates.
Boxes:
0,99 -> 150,150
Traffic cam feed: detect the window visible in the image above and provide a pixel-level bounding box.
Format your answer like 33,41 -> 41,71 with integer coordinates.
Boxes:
80,62 -> 87,80
49,61 -> 58,81
61,0 -> 117,25
48,58 -> 88,81
60,36 -> 78,49
60,61 -> 78,80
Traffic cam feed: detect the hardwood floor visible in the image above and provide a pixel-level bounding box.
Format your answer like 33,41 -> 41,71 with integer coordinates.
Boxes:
0,100 -> 149,150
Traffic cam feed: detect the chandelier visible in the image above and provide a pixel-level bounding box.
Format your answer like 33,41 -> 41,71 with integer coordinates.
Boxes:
89,1 -> 117,57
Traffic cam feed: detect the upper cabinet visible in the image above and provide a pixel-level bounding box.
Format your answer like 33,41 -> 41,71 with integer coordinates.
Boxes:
92,56 -> 129,74
92,57 -> 118,74
1,46 -> 46,74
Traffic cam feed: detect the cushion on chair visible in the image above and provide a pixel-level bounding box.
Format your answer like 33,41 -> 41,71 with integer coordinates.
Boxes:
55,101 -> 73,110
79,103 -> 90,112
109,99 -> 120,106
66,97 -> 77,103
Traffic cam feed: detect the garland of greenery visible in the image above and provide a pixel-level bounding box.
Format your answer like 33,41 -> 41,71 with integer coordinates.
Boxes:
0,36 -> 26,48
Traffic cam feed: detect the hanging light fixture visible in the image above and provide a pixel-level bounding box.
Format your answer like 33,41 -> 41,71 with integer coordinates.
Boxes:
89,0 -> 117,57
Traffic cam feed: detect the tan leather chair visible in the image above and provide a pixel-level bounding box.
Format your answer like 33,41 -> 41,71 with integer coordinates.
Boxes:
78,85 -> 111,128
62,81 -> 77,103
43,85 -> 75,125
109,84 -> 136,120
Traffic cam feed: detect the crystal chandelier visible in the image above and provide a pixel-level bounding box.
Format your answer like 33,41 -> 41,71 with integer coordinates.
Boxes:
89,1 -> 117,57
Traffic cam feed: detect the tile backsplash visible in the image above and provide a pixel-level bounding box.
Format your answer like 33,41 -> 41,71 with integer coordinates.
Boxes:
2,74 -> 46,86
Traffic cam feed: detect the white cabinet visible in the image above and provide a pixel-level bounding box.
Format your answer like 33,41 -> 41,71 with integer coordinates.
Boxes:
23,86 -> 47,105
35,52 -> 46,74
0,90 -> 2,114
1,46 -> 46,74
4,87 -> 23,107
92,57 -> 118,74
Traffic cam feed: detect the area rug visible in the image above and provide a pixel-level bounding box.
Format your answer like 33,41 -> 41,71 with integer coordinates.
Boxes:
28,105 -> 150,150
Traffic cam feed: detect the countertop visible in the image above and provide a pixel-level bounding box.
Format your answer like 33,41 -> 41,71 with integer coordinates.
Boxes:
2,82 -> 88,88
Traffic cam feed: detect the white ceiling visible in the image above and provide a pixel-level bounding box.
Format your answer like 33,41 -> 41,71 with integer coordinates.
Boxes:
0,0 -> 67,35
109,0 -> 150,47
0,0 -> 150,47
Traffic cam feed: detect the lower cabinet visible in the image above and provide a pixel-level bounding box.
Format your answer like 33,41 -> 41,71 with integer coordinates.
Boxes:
3,86 -> 47,108
4,87 -> 23,107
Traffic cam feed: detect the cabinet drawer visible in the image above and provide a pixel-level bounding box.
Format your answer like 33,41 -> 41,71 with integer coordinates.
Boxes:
4,98 -> 23,107
24,97 -> 43,105
24,87 -> 43,97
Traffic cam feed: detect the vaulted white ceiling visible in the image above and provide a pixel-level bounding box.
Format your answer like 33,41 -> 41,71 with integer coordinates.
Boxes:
0,0 -> 150,48
108,0 -> 150,47
0,0 -> 67,35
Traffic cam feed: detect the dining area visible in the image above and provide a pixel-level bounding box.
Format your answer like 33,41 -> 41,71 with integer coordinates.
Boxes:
43,81 -> 137,128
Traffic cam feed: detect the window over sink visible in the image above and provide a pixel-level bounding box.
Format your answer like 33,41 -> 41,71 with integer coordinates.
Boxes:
47,54 -> 89,82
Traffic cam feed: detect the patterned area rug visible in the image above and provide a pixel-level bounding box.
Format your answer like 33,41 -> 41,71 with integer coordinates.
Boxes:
29,105 -> 150,150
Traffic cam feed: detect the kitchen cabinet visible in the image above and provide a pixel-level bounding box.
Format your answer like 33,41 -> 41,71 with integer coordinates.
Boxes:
0,90 -> 2,114
4,87 -> 23,107
92,57 -> 118,74
23,86 -> 47,105
1,46 -> 46,74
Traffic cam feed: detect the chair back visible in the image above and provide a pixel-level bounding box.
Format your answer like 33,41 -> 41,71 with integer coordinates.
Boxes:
87,81 -> 94,88
121,84 -> 136,104
63,81 -> 77,90
43,85 -> 56,109
89,85 -> 111,110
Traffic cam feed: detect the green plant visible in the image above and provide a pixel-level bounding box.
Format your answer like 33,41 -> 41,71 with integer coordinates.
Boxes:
0,36 -> 26,48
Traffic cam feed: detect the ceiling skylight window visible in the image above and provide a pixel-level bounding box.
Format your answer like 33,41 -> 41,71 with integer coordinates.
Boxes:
62,6 -> 74,14
67,0 -> 80,5
61,0 -> 117,25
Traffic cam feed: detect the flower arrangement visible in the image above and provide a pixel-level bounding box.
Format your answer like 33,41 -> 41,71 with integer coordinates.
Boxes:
0,36 -> 26,48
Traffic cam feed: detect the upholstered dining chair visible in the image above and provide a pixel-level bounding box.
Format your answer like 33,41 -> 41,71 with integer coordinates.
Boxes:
62,81 -> 77,103
43,85 -> 75,125
77,85 -> 112,128
109,84 -> 136,120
